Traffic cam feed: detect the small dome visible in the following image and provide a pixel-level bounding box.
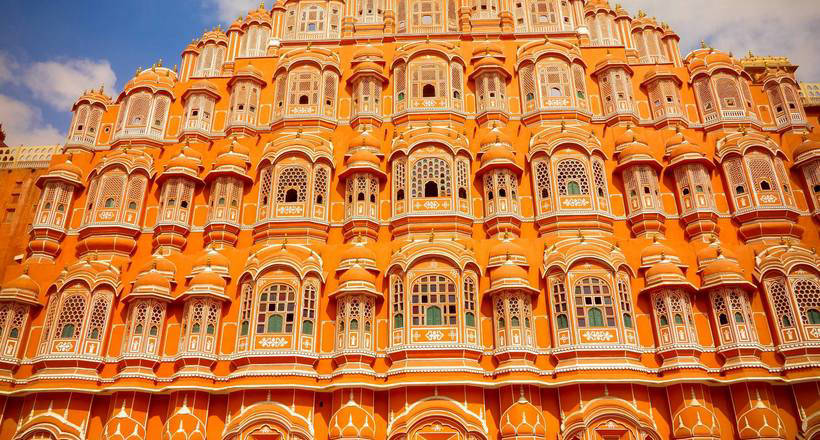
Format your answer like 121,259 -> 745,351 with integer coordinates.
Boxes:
139,255 -> 177,275
193,248 -> 230,272
499,391 -> 546,438
473,56 -> 506,71
52,159 -> 85,181
352,45 -> 384,62
190,268 -> 227,289
646,261 -> 685,279
491,261 -> 529,284
352,61 -> 385,76
340,265 -> 376,284
4,270 -> 39,295
123,66 -> 177,95
350,131 -> 381,149
133,268 -> 172,292
472,43 -> 504,58
235,63 -> 264,80
702,258 -> 743,278
481,144 -> 516,167
489,239 -> 527,261
347,149 -> 381,167
340,242 -> 377,264
328,399 -> 376,440
793,135 -> 820,163
74,87 -> 112,108
479,125 -> 512,148
696,243 -> 738,263
615,125 -> 646,150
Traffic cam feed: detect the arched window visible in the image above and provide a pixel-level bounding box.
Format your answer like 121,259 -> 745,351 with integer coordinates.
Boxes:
556,159 -> 590,195
424,181 -> 439,197
55,294 -> 86,340
422,84 -> 436,97
793,278 -> 820,325
412,157 -> 451,198
288,69 -> 320,109
257,284 -> 296,335
276,167 -> 308,203
392,276 -> 405,329
411,274 -> 457,326
574,277 -> 614,328
411,62 -> 446,101
301,284 -> 317,335
464,276 -> 476,327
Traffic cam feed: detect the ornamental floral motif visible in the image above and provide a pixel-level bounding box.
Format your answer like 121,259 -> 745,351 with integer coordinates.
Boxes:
55,341 -> 73,352
562,198 -> 590,207
760,194 -> 777,203
582,330 -> 614,341
425,330 -> 444,341
259,337 -> 288,348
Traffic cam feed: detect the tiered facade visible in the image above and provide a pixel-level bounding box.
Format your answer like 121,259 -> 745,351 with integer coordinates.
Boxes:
1,1 -> 820,439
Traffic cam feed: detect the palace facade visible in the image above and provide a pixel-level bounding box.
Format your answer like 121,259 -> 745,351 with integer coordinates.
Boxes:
1,1 -> 819,439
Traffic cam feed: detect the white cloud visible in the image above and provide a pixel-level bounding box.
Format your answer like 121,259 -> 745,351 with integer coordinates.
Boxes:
0,52 -> 18,86
618,0 -> 820,80
0,94 -> 65,146
21,58 -> 116,111
203,0 -> 259,23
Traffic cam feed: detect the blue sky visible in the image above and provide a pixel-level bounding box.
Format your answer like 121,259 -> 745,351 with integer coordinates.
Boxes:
0,0 -> 818,146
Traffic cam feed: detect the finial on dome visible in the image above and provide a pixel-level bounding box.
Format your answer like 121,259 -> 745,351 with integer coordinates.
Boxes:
428,230 -> 435,242
282,235 -> 288,249
518,386 -> 527,403
701,40 -> 707,49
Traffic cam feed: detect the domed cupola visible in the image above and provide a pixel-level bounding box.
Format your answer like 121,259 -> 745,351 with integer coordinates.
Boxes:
128,263 -> 175,303
696,240 -> 761,369
153,144 -> 205,252
499,387 -> 547,440
66,87 -> 111,151
203,137 -> 252,247
697,242 -> 754,290
328,392 -> 376,440
114,63 -> 176,147
0,266 -> 41,307
29,154 -> 86,261
470,43 -> 510,122
226,64 -> 267,136
174,248 -> 231,373
614,127 -> 665,238
592,51 -> 636,121
332,245 -> 381,371
476,124 -> 523,237
685,44 -> 757,128
488,237 -> 538,367
340,128 -> 385,240
664,127 -> 720,240
349,46 -> 388,126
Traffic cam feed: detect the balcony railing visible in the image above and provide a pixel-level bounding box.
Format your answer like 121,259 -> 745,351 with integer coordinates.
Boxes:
113,126 -> 165,142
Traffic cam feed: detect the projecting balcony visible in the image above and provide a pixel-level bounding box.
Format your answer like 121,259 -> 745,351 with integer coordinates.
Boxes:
112,125 -> 166,147
225,113 -> 262,136
392,96 -> 466,125
179,119 -> 213,142
65,133 -> 97,150
774,111 -> 807,131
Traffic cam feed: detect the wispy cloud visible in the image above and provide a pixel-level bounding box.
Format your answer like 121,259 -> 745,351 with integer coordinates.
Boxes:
618,0 -> 820,80
0,94 -> 64,146
0,53 -> 117,145
21,58 -> 116,111
202,0 -> 259,23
